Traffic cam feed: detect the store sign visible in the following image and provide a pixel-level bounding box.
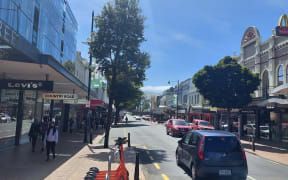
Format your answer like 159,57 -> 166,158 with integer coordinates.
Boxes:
0,79 -> 53,91
43,93 -> 78,100
276,14 -> 288,36
64,99 -> 87,104
241,27 -> 257,46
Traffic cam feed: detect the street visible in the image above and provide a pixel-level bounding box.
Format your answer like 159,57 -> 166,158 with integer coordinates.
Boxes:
109,115 -> 288,180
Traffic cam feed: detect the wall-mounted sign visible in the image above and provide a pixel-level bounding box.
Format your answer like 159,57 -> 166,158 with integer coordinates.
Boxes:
43,93 -> 77,100
0,79 -> 53,91
241,27 -> 259,46
276,14 -> 288,36
64,99 -> 87,105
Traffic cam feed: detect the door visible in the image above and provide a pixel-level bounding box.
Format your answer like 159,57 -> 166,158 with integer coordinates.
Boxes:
181,132 -> 193,167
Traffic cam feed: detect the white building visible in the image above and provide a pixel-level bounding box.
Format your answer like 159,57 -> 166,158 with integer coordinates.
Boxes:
74,51 -> 89,86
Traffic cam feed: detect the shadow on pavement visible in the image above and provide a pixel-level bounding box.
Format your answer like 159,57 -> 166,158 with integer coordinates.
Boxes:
0,130 -> 104,180
241,142 -> 288,154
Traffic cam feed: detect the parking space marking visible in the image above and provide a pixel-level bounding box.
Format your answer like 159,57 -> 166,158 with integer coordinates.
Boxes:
161,174 -> 170,180
149,155 -> 154,161
153,163 -> 160,169
247,175 -> 257,180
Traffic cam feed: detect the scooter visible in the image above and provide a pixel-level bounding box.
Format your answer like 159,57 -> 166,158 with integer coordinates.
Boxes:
85,137 -> 129,180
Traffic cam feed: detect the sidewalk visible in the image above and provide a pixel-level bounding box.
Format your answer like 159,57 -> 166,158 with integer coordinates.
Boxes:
0,127 -> 145,180
241,139 -> 288,166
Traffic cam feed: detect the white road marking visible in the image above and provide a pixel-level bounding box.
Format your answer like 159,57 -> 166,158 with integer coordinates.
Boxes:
247,175 -> 257,180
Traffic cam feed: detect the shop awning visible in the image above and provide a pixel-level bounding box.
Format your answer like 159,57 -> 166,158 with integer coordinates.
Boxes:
256,98 -> 288,107
272,84 -> 288,95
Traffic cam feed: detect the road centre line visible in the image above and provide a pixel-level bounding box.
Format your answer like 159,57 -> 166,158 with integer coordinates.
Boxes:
153,163 -> 160,169
143,146 -> 147,149
161,174 -> 170,180
247,175 -> 257,180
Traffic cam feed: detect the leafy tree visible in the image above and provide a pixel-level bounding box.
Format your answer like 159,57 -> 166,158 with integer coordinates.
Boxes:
193,56 -> 260,130
64,60 -> 75,74
91,0 -> 150,148
142,102 -> 150,111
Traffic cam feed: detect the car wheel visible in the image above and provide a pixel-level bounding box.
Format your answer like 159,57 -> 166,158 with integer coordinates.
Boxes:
191,163 -> 199,180
166,129 -> 169,135
176,150 -> 181,166
171,130 -> 174,137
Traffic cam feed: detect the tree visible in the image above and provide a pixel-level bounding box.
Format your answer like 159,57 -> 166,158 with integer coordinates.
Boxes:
63,60 -> 75,73
193,56 -> 260,130
142,102 -> 150,111
91,0 -> 150,148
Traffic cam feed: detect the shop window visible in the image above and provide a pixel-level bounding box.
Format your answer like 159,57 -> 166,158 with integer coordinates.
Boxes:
278,65 -> 284,86
32,7 -> 40,46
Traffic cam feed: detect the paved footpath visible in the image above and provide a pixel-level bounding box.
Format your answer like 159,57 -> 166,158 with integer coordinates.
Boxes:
0,127 -> 145,180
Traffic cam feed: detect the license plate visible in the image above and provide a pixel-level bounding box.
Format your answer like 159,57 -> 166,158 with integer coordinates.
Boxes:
219,169 -> 231,176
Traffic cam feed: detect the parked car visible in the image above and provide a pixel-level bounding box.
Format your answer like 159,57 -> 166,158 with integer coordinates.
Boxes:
192,119 -> 215,130
260,125 -> 269,138
166,119 -> 191,137
245,124 -> 255,135
0,114 -> 11,123
135,116 -> 141,120
176,130 -> 248,180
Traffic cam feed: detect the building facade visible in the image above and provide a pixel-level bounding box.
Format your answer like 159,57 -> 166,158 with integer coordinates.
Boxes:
235,15 -> 288,143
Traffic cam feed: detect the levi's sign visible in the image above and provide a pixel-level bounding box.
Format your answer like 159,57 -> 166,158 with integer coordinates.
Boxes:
0,79 -> 53,91
43,93 -> 78,100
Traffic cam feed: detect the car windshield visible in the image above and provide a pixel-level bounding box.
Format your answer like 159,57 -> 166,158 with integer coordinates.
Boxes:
205,137 -> 241,153
260,126 -> 269,130
174,121 -> 187,126
199,121 -> 210,126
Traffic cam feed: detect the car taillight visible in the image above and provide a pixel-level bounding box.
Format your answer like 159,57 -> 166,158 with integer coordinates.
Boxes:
198,136 -> 205,160
242,149 -> 246,160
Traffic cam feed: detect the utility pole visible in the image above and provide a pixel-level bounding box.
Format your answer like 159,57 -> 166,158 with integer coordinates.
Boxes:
84,11 -> 94,143
176,80 -> 179,119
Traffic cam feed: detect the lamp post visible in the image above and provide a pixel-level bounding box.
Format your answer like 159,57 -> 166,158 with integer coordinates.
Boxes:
168,80 -> 180,118
83,11 -> 95,143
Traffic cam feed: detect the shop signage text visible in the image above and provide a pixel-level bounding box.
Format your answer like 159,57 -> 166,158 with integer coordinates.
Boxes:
0,79 -> 53,91
276,14 -> 288,36
43,93 -> 78,100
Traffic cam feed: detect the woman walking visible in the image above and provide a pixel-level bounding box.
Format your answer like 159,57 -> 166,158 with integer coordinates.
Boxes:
45,121 -> 58,161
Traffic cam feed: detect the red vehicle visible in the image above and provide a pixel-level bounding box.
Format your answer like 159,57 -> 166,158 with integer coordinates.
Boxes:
192,119 -> 215,130
166,119 -> 191,137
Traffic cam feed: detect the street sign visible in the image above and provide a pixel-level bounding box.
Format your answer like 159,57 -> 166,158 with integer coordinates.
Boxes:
43,93 -> 78,100
64,99 -> 87,104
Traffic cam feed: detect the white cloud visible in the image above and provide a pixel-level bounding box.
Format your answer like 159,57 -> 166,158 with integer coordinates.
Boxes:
141,86 -> 171,93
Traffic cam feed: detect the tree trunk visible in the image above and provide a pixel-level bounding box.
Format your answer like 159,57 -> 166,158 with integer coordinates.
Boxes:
104,96 -> 113,148
114,103 -> 120,126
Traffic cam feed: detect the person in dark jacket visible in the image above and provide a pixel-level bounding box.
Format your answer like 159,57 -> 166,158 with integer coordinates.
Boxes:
28,120 -> 40,152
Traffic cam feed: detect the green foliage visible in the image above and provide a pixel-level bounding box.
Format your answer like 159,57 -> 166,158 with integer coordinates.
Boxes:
143,102 -> 150,110
193,56 -> 260,109
63,60 -> 75,74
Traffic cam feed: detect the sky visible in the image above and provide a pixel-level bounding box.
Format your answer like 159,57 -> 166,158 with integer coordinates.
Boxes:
68,0 -> 288,93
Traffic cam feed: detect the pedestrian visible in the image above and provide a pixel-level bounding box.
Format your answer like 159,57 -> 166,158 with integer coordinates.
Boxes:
39,118 -> 49,152
125,116 -> 128,123
69,118 -> 74,133
28,119 -> 40,152
45,121 -> 58,161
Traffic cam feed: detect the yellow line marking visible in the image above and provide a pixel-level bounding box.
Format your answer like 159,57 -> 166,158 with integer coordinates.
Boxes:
161,174 -> 170,180
149,156 -> 154,161
143,146 -> 147,149
146,151 -> 150,155
153,163 -> 160,170
247,175 -> 257,180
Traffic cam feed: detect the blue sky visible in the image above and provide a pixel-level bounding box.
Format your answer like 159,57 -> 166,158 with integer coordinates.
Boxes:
68,0 -> 288,93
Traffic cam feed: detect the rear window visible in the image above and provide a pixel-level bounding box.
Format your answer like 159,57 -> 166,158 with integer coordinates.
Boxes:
205,137 -> 241,153
199,121 -> 210,126
174,121 -> 187,126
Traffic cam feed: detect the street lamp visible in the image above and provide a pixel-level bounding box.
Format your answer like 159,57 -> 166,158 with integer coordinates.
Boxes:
82,11 -> 95,144
168,80 -> 180,118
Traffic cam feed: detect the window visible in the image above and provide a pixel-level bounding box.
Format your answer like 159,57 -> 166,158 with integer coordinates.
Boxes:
32,7 -> 40,46
286,65 -> 288,84
189,133 -> 198,145
60,40 -> 64,57
278,65 -> 284,86
174,121 -> 188,126
183,132 -> 192,144
262,70 -> 269,98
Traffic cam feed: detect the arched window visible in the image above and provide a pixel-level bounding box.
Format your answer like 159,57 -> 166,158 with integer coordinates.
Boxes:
262,71 -> 269,98
278,65 -> 284,86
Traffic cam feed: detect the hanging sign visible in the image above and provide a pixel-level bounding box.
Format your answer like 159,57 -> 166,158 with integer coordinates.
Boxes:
0,79 -> 53,91
43,93 -> 77,100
